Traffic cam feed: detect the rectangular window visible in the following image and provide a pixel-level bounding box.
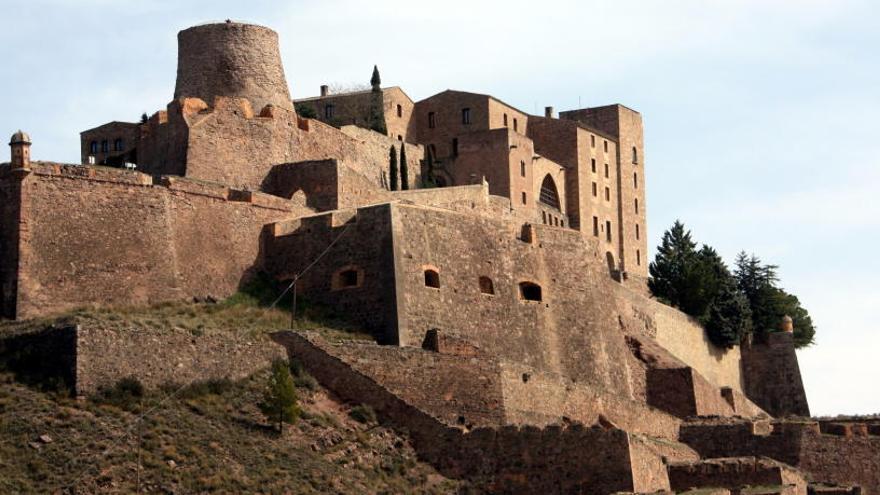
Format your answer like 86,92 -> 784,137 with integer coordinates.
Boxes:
604,140 -> 608,152
591,135 -> 596,147
324,104 -> 334,119
592,182 -> 597,197
521,191 -> 527,204
604,163 -> 609,178
520,160 -> 526,177
634,172 -> 639,189
462,108 -> 471,125
637,249 -> 641,265
593,216 -> 599,236
591,158 -> 596,173
606,221 -> 612,242
503,114 -> 508,127
428,112 -> 436,128
635,198 -> 639,214
513,118 -> 518,131
636,224 -> 641,240
605,187 -> 610,201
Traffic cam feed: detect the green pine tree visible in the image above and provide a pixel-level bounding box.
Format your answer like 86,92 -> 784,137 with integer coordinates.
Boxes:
648,220 -> 698,308
705,277 -> 752,348
368,65 -> 388,135
389,145 -> 398,191
258,359 -> 300,433
400,145 -> 409,190
140,113 -> 148,124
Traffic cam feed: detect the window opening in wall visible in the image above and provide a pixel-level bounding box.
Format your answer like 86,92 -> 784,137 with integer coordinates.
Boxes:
593,216 -> 599,236
591,158 -> 596,173
332,266 -> 363,290
520,160 -> 526,177
89,141 -> 98,154
452,138 -> 459,156
428,112 -> 436,128
397,104 -> 403,117
101,140 -> 109,153
324,104 -> 334,119
606,220 -> 612,241
636,224 -> 640,240
337,269 -> 359,288
604,163 -> 609,178
398,135 -> 403,141
539,175 -> 561,210
479,276 -> 495,295
635,198 -> 639,214
592,182 -> 597,197
634,172 -> 639,189
462,107 -> 471,125
503,113 -> 508,127
542,211 -> 547,224
605,187 -> 610,201
114,138 -> 124,151
519,282 -> 542,301
591,135 -> 595,147
632,146 -> 638,164
424,269 -> 440,288
521,191 -> 527,204
604,140 -> 608,152
561,219 -> 564,227
513,118 -> 518,131
637,249 -> 642,266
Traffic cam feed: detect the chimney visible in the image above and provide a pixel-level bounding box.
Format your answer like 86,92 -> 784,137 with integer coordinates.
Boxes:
320,85 -> 329,97
544,106 -> 554,118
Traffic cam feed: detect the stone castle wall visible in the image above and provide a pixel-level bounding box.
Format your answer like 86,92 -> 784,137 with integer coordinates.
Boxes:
8,163 -> 307,319
741,331 -> 811,417
0,166 -> 23,318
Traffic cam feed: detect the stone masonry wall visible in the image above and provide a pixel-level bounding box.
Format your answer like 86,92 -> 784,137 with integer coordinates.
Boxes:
0,166 -> 22,318
741,332 -> 810,417
12,163 -> 307,319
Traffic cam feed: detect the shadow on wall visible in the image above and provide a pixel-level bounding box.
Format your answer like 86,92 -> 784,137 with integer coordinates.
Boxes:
0,325 -> 77,393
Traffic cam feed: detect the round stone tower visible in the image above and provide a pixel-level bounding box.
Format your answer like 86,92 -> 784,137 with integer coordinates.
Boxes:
174,21 -> 293,111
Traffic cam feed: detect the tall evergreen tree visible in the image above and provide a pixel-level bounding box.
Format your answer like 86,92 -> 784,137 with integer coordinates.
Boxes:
705,277 -> 752,348
389,145 -> 398,191
648,220 -> 698,308
140,113 -> 149,124
399,145 -> 409,190
258,359 -> 300,433
368,65 -> 388,135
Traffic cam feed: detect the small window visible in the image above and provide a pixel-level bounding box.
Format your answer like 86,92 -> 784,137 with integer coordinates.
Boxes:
100,140 -> 109,153
637,249 -> 642,266
634,198 -> 639,214
593,216 -> 599,236
520,160 -> 526,177
397,104 -> 403,117
604,163 -> 609,178
521,192 -> 527,204
503,114 -> 508,127
636,224 -> 640,240
632,147 -> 638,164
324,104 -> 334,119
591,158 -> 596,173
592,182 -> 597,197
513,118 -> 518,131
452,138 -> 459,156
634,172 -> 639,189
89,141 -> 98,154
398,135 -> 403,141
332,266 -> 363,290
462,108 -> 471,125
560,219 -> 564,227
519,282 -> 542,302
428,112 -> 436,128
591,135 -> 596,147
424,269 -> 440,288
542,211 -> 547,224
114,138 -> 124,151
605,187 -> 610,201
479,276 -> 495,295
604,140 -> 608,152
606,221 -> 612,242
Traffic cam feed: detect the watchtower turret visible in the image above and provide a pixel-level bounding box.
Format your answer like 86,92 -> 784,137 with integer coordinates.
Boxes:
8,130 -> 31,169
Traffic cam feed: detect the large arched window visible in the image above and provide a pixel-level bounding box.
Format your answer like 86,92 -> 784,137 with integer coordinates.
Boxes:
538,174 -> 561,210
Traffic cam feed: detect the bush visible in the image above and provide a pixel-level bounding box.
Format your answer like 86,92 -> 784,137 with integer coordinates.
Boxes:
96,376 -> 144,410
349,404 -> 377,424
258,360 -> 300,433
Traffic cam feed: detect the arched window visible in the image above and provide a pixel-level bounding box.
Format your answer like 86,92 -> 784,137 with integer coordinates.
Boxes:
479,276 -> 495,295
100,140 -> 109,153
114,138 -> 124,151
632,146 -> 638,164
538,174 -> 561,210
519,282 -> 542,301
424,268 -> 440,288
89,141 -> 98,154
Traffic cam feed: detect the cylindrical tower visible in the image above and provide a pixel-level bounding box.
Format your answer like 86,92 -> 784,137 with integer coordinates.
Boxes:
174,21 -> 293,111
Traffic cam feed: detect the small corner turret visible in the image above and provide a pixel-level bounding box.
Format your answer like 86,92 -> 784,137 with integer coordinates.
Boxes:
8,130 -> 31,169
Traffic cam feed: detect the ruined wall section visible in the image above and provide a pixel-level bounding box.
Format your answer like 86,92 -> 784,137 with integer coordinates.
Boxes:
12,164 -> 305,319
390,203 -> 637,398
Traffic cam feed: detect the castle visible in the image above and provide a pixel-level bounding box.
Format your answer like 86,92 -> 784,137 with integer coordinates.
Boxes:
2,21 -> 878,494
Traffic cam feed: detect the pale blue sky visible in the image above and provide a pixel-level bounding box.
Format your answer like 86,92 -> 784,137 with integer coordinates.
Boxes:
2,0 -> 878,415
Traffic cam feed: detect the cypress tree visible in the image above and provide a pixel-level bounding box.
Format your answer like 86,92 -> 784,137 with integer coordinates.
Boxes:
368,65 -> 388,135
400,145 -> 409,190
258,359 -> 300,433
389,145 -> 398,191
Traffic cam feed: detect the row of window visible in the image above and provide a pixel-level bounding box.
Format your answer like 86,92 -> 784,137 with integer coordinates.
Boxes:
426,109 -> 520,131
591,217 -> 642,265
541,211 -> 564,227
88,138 -> 124,154
424,269 -> 543,301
